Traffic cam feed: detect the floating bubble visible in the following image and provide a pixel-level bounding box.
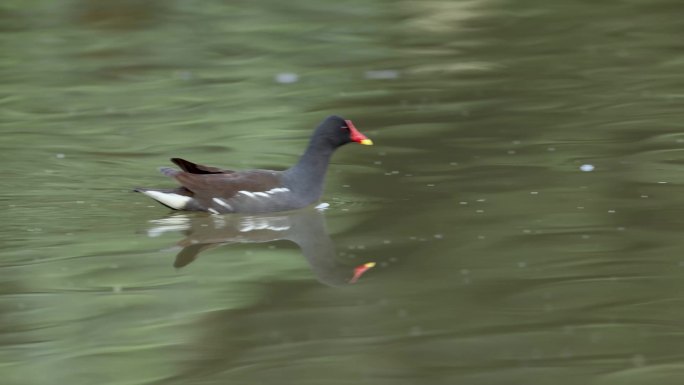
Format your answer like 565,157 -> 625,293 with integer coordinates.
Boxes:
175,70 -> 193,81
275,73 -> 299,84
364,70 -> 399,80
314,202 -> 330,211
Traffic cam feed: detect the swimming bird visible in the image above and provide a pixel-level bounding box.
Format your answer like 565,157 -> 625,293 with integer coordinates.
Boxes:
135,115 -> 373,214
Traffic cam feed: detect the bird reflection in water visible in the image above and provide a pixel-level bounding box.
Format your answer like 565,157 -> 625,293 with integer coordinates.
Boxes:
145,207 -> 375,286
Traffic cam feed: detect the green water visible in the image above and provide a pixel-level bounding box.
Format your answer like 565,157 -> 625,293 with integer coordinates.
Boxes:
3,0 -> 684,384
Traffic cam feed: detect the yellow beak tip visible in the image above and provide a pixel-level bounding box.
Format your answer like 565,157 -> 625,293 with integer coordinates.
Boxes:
360,139 -> 374,146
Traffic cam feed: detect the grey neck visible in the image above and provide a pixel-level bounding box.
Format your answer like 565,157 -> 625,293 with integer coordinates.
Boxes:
284,138 -> 335,201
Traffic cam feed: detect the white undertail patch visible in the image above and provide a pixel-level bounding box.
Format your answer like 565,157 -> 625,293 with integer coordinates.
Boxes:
141,190 -> 192,210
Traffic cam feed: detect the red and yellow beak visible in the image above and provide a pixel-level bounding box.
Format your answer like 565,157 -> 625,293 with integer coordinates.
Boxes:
349,262 -> 376,284
346,120 -> 373,145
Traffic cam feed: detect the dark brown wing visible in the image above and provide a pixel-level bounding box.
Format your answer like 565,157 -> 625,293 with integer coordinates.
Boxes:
172,170 -> 282,198
171,158 -> 235,174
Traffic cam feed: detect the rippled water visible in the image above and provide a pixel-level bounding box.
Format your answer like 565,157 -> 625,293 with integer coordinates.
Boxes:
3,1 -> 684,384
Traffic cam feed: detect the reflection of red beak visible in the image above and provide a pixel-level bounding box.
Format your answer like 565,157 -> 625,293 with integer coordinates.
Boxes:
345,120 -> 373,145
349,262 -> 376,284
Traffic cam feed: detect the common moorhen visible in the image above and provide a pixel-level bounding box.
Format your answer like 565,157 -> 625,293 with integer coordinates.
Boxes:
135,115 -> 373,214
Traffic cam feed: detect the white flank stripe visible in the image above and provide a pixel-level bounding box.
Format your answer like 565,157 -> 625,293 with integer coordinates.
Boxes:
238,191 -> 256,198
208,208 -> 219,214
254,192 -> 269,198
265,187 -> 290,194
141,191 -> 191,210
212,198 -> 233,210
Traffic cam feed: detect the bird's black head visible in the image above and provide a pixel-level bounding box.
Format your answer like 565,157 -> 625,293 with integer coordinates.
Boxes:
313,115 -> 373,148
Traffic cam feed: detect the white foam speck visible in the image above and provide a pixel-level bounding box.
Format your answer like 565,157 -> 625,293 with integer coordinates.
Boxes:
175,70 -> 193,80
365,70 -> 399,80
275,73 -> 299,84
580,164 -> 595,172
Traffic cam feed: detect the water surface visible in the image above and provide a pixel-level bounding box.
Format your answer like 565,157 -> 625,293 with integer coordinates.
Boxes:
3,1 -> 684,384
